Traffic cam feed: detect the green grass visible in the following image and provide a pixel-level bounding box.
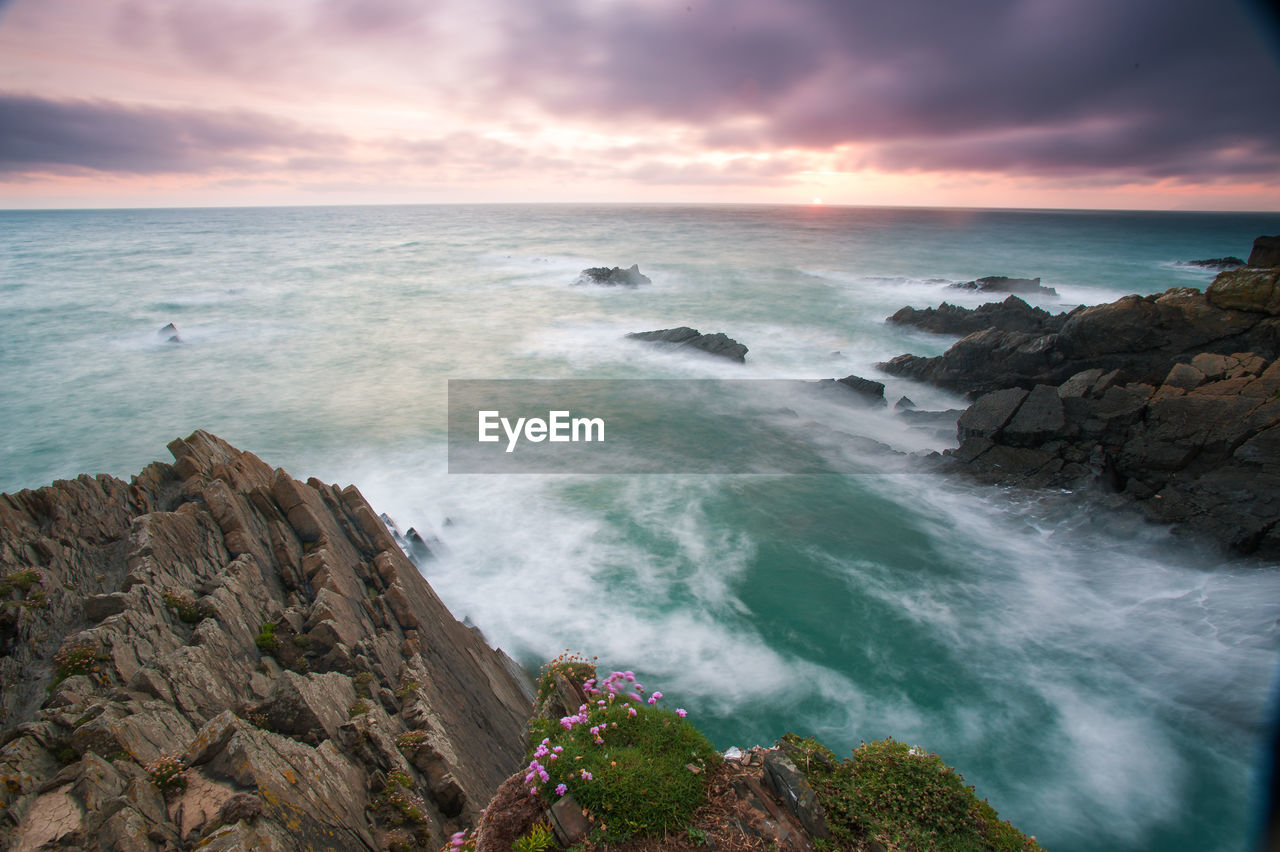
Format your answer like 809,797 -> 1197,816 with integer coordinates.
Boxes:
526,668 -> 719,843
0,569 -> 42,595
780,734 -> 1041,852
254,622 -> 280,654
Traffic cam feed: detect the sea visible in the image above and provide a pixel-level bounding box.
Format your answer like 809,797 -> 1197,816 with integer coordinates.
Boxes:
2,203 -> 1279,851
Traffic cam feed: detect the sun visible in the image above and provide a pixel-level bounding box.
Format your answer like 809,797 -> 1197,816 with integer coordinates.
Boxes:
811,197 -> 824,205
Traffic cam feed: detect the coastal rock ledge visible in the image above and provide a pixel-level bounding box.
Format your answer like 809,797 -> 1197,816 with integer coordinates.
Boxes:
0,431 -> 534,851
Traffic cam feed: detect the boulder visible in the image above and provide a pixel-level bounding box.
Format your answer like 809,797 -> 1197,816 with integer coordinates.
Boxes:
1249,235 -> 1280,268
626,327 -> 748,362
957,388 -> 1028,442
576,264 -> 651,287
1206,267 -> 1280,316
1001,384 -> 1066,447
158,323 -> 181,344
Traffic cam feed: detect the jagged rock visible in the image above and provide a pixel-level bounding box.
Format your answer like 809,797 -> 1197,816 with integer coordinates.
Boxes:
157,323 -> 181,344
762,751 -> 830,840
0,431 -> 535,851
814,375 -> 887,406
1183,257 -> 1245,270
953,275 -> 1058,297
941,354 -> 1280,555
1002,384 -> 1066,447
894,396 -> 916,410
1207,266 -> 1280,315
879,287 -> 1280,398
1249,235 -> 1280,268
576,264 -> 651,287
626,327 -> 749,362
887,295 -> 1064,336
253,671 -> 355,745
957,388 -> 1029,442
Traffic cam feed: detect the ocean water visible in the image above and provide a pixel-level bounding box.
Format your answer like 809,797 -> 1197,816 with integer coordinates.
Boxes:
2,203 -> 1279,850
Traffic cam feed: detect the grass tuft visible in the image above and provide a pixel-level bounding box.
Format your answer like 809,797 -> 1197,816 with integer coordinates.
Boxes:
780,733 -> 1042,851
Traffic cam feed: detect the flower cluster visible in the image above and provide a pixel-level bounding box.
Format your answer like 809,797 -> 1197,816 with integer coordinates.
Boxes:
145,753 -> 187,796
526,656 -> 719,843
52,640 -> 100,683
445,829 -> 475,851
524,737 -> 564,795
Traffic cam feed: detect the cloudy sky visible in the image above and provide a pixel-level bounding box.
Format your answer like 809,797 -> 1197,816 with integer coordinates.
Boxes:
1,0 -> 1277,209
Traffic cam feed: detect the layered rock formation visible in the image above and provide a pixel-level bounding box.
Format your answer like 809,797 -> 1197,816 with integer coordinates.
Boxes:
880,279 -> 1280,398
1181,257 -> 1244,270
626,327 -> 748,362
946,353 -> 1280,555
0,432 -> 534,851
882,249 -> 1280,556
887,295 -> 1069,336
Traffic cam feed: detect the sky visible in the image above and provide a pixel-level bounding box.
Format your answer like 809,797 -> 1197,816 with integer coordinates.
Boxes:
1,0 -> 1278,210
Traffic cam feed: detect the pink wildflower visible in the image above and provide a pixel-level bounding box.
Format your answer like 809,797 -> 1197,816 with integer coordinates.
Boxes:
555,783 -> 567,796
676,708 -> 687,718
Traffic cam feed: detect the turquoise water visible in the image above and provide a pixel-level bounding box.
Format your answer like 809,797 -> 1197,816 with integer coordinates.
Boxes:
3,204 -> 1279,850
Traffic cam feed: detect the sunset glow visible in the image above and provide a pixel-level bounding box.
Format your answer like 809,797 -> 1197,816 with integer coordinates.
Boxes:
1,0 -> 1277,210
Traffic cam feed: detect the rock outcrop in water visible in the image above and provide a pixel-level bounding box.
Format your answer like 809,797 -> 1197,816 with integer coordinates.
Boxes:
883,248 -> 1280,557
626,327 -> 748,362
1181,257 -> 1245,270
576,265 -> 651,287
815,375 -> 887,406
887,295 -> 1070,336
944,352 -> 1280,555
0,431 -> 533,851
952,275 -> 1058,297
880,281 -> 1280,398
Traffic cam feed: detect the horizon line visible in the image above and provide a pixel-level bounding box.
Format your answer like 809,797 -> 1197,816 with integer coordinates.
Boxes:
3,199 -> 1280,216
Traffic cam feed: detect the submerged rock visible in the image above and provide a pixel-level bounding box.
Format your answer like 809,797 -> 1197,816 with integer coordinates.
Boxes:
576,264 -> 651,287
158,322 -> 181,344
626,327 -> 748,362
952,275 -> 1058,297
0,431 -> 535,851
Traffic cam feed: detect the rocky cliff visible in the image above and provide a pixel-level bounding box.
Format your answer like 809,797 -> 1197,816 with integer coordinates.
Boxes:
0,431 -> 534,851
879,242 -> 1280,557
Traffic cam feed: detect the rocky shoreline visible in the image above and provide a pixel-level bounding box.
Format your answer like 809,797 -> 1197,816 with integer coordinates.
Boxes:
0,432 -> 534,851
882,235 -> 1280,557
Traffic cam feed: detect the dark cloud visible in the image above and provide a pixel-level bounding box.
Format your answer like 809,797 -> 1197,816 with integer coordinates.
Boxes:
0,94 -> 344,175
490,0 -> 1280,182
